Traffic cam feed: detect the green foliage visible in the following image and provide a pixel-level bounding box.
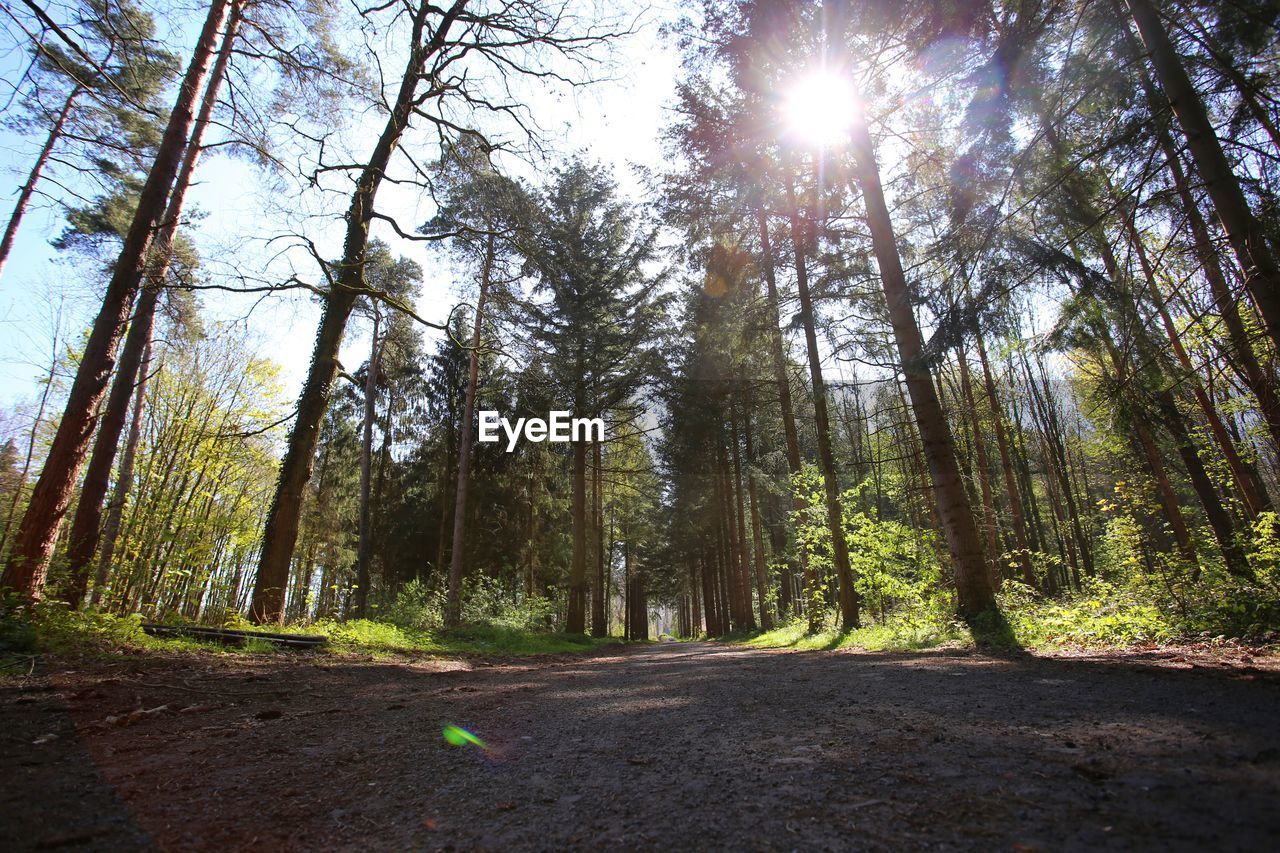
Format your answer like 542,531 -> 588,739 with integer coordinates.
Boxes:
745,613 -> 966,653
0,599 -> 615,665
0,600 -> 145,658
305,618 -> 609,657
999,577 -> 1175,648
791,465 -> 948,625
1172,516 -> 1280,638
380,577 -> 557,633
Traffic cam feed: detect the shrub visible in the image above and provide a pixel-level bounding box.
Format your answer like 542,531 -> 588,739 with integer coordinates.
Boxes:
381,576 -> 557,633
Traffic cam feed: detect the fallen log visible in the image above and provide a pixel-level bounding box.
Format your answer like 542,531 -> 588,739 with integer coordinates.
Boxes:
141,624 -> 327,649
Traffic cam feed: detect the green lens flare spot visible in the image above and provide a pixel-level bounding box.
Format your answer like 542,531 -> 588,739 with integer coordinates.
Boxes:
442,724 -> 487,749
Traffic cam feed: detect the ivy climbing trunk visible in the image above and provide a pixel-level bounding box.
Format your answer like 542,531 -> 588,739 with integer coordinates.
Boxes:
251,0 -> 469,623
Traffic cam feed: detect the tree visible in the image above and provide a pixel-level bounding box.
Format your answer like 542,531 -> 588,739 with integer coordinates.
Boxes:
63,0 -> 245,607
520,159 -> 669,634
3,0 -> 235,601
0,0 -> 179,278
351,241 -> 422,617
1124,0 -> 1280,353
423,136 -> 530,626
250,0 -> 621,623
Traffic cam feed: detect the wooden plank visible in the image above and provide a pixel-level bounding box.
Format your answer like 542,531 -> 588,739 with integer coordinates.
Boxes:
141,624 -> 327,649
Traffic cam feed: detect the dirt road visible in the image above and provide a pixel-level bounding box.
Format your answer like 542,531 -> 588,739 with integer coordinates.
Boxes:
3,641 -> 1279,850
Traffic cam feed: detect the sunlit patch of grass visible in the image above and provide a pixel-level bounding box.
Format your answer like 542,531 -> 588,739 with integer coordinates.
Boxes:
314,619 -> 616,657
0,601 -> 620,666
743,616 -> 966,652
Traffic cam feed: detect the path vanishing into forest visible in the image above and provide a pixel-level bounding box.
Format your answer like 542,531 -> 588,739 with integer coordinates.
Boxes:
4,641 -> 1280,850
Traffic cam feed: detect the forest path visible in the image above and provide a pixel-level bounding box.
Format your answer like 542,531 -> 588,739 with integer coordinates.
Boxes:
3,641 -> 1280,850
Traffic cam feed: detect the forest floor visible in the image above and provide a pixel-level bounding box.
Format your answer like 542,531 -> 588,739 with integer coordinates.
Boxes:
2,640 -> 1279,851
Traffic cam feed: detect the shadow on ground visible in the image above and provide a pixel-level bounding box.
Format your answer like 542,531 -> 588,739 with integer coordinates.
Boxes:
3,642 -> 1279,850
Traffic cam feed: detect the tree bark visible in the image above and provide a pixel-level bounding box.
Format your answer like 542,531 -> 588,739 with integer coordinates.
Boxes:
250,0 -> 469,623
727,412 -> 757,630
741,403 -> 773,630
87,330 -> 150,604
957,349 -> 1001,583
445,232 -> 494,626
0,86 -> 82,280
971,299 -> 1035,587
566,439 -> 588,633
784,169 -> 860,630
62,2 -> 243,608
1122,209 -> 1270,516
1125,0 -> 1280,353
352,302 -> 381,618
591,440 -> 607,636
847,112 -> 996,619
2,0 -> 232,600
754,203 -> 813,625
1150,100 -> 1280,457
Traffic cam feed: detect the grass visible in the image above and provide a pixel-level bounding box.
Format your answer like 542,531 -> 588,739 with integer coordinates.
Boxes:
741,616 -> 966,653
736,580 -> 1280,654
311,618 -> 619,657
0,603 -> 623,669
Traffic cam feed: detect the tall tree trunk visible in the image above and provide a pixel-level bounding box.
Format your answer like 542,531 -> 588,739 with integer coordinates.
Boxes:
847,114 -> 995,619
1125,0 -> 1280,352
1122,209 -> 1269,515
89,336 -> 151,607
957,350 -> 1000,582
252,290 -> 358,622
688,561 -> 702,636
591,441 -> 607,637
445,233 -> 494,625
567,439 -> 588,633
353,303 -> 381,618
250,0 -> 469,623
1149,386 -> 1252,578
2,0 -> 233,600
1146,90 -> 1280,456
63,5 -> 242,608
754,203 -> 813,625
728,412 -> 757,630
698,552 -> 717,636
784,169 -> 860,630
1020,351 -> 1099,575
436,447 -> 453,573
0,85 -> 82,279
971,301 -> 1035,586
742,403 -> 773,630
714,440 -> 747,630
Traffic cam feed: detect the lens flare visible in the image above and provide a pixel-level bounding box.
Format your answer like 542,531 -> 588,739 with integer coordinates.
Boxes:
442,724 -> 487,749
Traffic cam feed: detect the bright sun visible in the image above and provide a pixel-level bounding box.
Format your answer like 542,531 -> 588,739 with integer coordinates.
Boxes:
781,70 -> 858,147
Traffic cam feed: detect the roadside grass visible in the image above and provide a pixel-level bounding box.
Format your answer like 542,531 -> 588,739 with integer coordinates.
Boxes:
740,617 -> 966,653
0,603 -> 621,670
310,619 -> 618,657
735,579 -> 1280,654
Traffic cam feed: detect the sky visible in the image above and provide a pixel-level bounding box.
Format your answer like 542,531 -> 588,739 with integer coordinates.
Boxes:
0,0 -> 684,421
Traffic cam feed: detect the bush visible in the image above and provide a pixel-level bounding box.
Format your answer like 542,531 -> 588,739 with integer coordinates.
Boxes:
0,600 -> 147,656
380,576 -> 557,633
998,576 -> 1174,647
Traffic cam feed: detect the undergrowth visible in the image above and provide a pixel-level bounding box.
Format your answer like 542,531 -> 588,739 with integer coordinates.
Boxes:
740,569 -> 1280,654
0,598 -> 618,668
